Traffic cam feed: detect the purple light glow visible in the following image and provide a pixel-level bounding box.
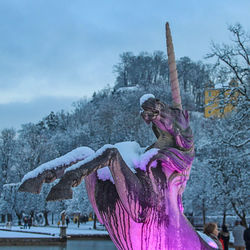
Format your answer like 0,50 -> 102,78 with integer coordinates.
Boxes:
84,99 -> 215,249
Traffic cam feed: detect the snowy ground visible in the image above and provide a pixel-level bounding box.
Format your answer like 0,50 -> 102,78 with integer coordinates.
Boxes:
0,230 -> 55,238
0,221 -> 108,238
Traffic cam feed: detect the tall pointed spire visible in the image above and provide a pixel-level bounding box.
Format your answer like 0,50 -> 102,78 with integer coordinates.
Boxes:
165,22 -> 182,109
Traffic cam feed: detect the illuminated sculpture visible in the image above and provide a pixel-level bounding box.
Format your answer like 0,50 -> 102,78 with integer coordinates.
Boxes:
19,23 -> 217,249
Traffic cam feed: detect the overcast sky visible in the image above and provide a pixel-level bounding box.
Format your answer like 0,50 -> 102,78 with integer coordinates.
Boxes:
0,0 -> 249,131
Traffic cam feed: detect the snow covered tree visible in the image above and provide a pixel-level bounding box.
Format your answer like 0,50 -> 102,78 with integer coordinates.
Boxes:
183,112 -> 215,225
177,57 -> 210,111
44,111 -> 59,131
204,116 -> 249,227
202,23 -> 250,225
17,122 -> 58,177
113,51 -> 169,89
0,183 -> 31,225
0,128 -> 16,189
207,23 -> 249,99
65,181 -> 92,216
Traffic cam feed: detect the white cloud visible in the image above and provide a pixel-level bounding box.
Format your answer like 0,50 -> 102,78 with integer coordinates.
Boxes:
0,96 -> 77,131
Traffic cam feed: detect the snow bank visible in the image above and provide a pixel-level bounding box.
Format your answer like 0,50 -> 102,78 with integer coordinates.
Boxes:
97,167 -> 115,183
66,141 -> 159,183
140,94 -> 155,106
97,142 -> 159,182
65,144 -> 115,173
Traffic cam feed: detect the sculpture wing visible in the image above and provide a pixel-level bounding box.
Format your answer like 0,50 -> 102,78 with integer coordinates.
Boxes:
18,147 -> 94,194
46,146 -> 117,201
46,147 -> 150,223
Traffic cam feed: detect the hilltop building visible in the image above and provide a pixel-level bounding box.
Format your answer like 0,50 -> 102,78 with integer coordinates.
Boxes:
204,79 -> 240,118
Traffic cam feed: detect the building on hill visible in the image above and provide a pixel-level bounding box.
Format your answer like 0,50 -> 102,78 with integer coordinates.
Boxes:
204,79 -> 240,118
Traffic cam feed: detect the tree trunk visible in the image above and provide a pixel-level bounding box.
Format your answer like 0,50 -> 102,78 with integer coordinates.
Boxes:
16,212 -> 22,226
43,211 -> 49,226
231,202 -> 247,227
202,199 -> 206,226
93,213 -> 97,230
30,210 -> 34,217
222,209 -> 227,225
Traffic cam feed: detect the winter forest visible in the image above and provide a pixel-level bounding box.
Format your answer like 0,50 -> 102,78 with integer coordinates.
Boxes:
0,24 -> 249,228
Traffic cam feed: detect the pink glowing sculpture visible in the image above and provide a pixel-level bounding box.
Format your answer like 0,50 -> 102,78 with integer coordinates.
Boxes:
19,23 -> 218,249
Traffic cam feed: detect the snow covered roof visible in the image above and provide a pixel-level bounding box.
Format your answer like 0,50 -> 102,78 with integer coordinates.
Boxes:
214,83 -> 229,89
116,85 -> 139,93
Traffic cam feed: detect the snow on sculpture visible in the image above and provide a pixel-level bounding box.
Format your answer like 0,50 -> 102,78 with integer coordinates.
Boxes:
19,23 -> 218,249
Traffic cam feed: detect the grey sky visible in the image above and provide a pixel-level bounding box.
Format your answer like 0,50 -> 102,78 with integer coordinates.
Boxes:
0,0 -> 249,130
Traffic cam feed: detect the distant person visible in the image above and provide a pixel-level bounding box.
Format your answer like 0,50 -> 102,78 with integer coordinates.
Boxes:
23,217 -> 28,229
28,217 -> 32,229
244,224 -> 250,250
6,221 -> 12,229
61,211 -> 66,226
83,214 -> 88,224
66,216 -> 70,227
219,224 -> 230,250
57,220 -> 60,228
204,222 -> 223,250
233,221 -> 246,250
